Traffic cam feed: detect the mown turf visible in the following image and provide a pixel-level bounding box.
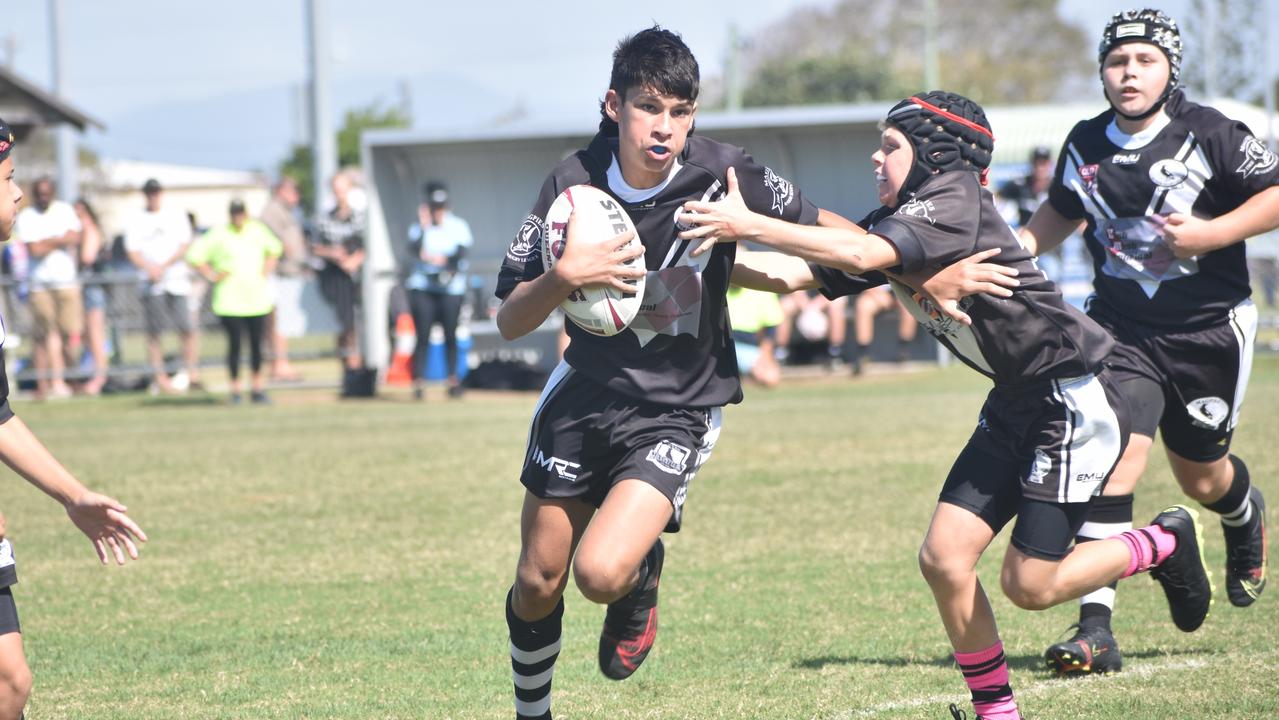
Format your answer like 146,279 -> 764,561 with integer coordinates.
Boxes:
6,357 -> 1277,719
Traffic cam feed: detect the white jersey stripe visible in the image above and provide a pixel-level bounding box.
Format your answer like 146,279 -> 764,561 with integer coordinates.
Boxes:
1227,298 -> 1258,430
509,639 -> 562,666
670,406 -> 723,527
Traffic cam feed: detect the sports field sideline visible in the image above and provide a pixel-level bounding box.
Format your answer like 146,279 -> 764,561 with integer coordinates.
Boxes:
6,357 -> 1277,719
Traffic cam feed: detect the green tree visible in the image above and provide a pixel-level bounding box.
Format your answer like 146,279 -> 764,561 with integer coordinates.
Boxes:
279,101 -> 410,212
738,0 -> 1091,107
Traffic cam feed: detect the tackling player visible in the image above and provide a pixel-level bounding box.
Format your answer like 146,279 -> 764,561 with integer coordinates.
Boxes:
678,91 -> 1213,720
0,119 -> 147,720
1020,9 -> 1272,676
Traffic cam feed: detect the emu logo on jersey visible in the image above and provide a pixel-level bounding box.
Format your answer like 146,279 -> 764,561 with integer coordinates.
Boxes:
1149,159 -> 1189,188
764,167 -> 795,214
898,199 -> 936,224
1026,449 -> 1053,485
1112,152 -> 1140,165
1236,136 -> 1278,179
1186,396 -> 1230,430
646,440 -> 691,476
532,448 -> 581,481
1078,164 -> 1099,195
508,214 -> 546,261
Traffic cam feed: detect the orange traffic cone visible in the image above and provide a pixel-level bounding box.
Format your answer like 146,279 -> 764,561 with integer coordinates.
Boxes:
386,312 -> 416,386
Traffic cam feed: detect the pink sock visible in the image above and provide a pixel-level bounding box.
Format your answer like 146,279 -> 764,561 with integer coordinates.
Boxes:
1117,525 -> 1178,578
954,642 -> 1019,720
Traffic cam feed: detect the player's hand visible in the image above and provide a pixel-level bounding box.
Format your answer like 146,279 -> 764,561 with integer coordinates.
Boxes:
65,491 -> 148,566
679,167 -> 759,257
908,248 -> 1019,326
1158,212 -> 1218,259
555,213 -> 645,294
0,510 -> 6,542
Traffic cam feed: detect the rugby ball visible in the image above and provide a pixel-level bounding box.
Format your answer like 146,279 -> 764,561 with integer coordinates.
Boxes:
542,185 -> 646,336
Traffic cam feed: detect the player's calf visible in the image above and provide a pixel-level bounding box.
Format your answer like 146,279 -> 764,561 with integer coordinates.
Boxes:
598,538 -> 664,681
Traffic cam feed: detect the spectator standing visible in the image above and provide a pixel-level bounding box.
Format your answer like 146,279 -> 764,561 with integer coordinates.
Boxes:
258,176 -> 306,382
312,172 -> 366,370
123,179 -> 200,394
187,200 -> 282,405
14,178 -> 81,399
73,199 -> 109,395
405,181 -> 472,400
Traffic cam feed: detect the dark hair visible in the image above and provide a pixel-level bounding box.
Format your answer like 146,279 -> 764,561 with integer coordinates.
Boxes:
598,26 -> 700,127
74,197 -> 100,227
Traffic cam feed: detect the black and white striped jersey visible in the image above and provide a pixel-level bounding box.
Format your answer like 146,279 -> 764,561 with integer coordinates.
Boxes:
497,127 -> 819,408
813,171 -> 1114,387
1048,91 -> 1278,327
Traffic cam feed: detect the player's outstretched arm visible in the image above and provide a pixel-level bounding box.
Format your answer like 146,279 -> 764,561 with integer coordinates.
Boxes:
1161,185 -> 1279,259
897,248 -> 1020,326
0,416 -> 146,565
496,215 -> 645,341
731,250 -> 820,294
680,168 -> 899,274
1018,202 -> 1080,258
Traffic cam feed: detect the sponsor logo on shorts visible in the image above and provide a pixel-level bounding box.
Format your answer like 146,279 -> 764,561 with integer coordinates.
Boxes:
1236,135 -> 1278,179
1075,471 -> 1107,483
1149,158 -> 1189,188
532,448 -> 580,481
1026,449 -> 1053,485
764,167 -> 795,214
1186,396 -> 1230,430
647,440 -> 691,476
508,214 -> 546,262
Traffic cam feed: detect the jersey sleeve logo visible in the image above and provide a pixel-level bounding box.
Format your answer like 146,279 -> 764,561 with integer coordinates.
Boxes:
1236,136 -> 1278,179
507,214 -> 546,262
897,198 -> 937,224
763,167 -> 795,214
1078,163 -> 1100,195
1149,158 -> 1189,188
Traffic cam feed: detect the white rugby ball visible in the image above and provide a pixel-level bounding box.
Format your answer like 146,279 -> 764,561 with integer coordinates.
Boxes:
542,184 -> 646,336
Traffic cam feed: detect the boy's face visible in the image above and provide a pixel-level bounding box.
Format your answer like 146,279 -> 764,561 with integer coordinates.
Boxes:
0,158 -> 22,242
605,86 -> 695,190
1101,42 -> 1171,119
872,126 -> 913,208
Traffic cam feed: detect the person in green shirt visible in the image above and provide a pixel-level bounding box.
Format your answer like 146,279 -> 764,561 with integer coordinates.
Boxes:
187,199 -> 283,404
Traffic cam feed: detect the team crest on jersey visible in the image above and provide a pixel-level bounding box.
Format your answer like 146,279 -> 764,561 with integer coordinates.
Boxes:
1149,158 -> 1189,188
647,440 -> 691,476
1236,136 -> 1278,179
1186,396 -> 1229,430
898,198 -> 936,224
764,167 -> 795,214
1078,164 -> 1100,195
1026,449 -> 1053,485
508,214 -> 546,261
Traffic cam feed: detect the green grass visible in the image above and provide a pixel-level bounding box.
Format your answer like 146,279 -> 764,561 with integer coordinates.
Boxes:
6,357 -> 1278,719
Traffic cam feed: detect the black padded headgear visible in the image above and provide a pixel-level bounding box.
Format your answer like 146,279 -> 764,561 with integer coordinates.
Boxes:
885,91 -> 994,204
1098,9 -> 1182,121
0,119 -> 13,164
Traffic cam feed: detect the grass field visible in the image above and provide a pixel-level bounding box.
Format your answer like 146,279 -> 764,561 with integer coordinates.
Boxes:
5,357 -> 1277,719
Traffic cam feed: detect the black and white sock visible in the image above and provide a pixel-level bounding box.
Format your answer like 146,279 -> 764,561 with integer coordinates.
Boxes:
1208,455 -> 1255,528
1077,493 -> 1133,629
507,589 -> 563,720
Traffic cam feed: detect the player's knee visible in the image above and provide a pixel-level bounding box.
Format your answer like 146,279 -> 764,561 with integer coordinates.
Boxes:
999,569 -> 1055,611
572,556 -> 631,604
918,543 -> 968,588
0,660 -> 32,711
515,562 -> 569,609
1172,462 -> 1229,503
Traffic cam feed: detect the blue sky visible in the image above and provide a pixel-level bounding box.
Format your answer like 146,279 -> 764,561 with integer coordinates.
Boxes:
6,0 -> 1202,172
